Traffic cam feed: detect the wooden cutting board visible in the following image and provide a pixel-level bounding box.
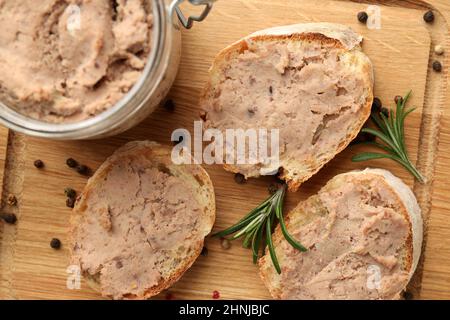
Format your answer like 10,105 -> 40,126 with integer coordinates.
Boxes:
1,0 -> 449,300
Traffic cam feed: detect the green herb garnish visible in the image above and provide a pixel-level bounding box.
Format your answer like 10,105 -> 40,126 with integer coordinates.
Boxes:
352,91 -> 424,183
214,184 -> 307,274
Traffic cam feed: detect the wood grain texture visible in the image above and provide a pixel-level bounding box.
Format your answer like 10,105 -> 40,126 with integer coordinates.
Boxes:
0,127 -> 7,201
418,0 -> 450,300
0,0 -> 448,300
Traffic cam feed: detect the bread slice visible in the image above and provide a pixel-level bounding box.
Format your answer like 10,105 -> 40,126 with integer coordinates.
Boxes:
70,141 -> 215,299
259,168 -> 422,300
200,23 -> 374,191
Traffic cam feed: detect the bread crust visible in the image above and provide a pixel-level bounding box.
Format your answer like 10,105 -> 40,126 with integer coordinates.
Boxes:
200,23 -> 374,191
69,141 -> 216,299
259,168 -> 422,300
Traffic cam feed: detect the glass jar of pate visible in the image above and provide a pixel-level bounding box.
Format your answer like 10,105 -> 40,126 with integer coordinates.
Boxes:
0,0 -> 215,140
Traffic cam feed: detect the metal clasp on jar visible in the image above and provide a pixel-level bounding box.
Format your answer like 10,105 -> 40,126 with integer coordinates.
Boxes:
170,0 -> 216,29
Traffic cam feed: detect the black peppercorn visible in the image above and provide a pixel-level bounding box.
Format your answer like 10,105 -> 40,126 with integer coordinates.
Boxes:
66,158 -> 78,168
268,183 -> 281,195
357,11 -> 368,23
66,197 -> 75,208
1,213 -> 17,224
201,246 -> 208,257
50,238 -> 61,250
352,131 -> 376,145
423,10 -> 435,23
164,99 -> 176,112
34,160 -> 44,169
234,173 -> 245,184
76,164 -> 90,176
363,131 -> 376,142
433,60 -> 442,72
403,291 -> 414,300
371,97 -> 382,113
394,95 -> 403,105
64,188 -> 77,199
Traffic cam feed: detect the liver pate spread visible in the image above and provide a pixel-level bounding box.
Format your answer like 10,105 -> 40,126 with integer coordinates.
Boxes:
276,174 -> 411,299
71,155 -> 204,299
0,0 -> 153,122
203,38 -> 368,177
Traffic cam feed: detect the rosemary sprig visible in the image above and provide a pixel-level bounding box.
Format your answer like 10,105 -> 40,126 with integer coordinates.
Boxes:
214,184 -> 307,274
352,91 -> 424,183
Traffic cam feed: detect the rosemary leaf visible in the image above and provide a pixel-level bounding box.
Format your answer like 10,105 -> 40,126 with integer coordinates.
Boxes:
213,204 -> 266,238
352,91 -> 424,183
275,188 -> 307,252
359,141 -> 395,154
395,97 -> 403,140
361,128 -> 400,153
400,107 -> 416,139
278,212 -> 307,252
371,113 -> 387,132
352,152 -> 398,162
380,112 -> 403,156
252,226 -> 264,264
266,215 -> 281,274
214,184 -> 307,273
233,213 -> 264,239
243,228 -> 255,248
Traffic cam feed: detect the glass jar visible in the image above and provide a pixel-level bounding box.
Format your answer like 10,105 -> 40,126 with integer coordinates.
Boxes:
0,0 -> 215,140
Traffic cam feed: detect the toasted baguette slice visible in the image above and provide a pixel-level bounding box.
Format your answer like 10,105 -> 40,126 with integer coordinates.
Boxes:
200,23 -> 374,191
259,169 -> 422,300
70,141 -> 215,300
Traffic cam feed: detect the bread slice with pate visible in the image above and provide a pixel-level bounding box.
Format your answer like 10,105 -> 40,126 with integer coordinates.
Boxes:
70,141 -> 215,300
259,168 -> 422,300
200,23 -> 374,191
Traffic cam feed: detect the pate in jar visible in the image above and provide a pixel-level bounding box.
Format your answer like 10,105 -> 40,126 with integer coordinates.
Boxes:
0,0 -> 214,139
